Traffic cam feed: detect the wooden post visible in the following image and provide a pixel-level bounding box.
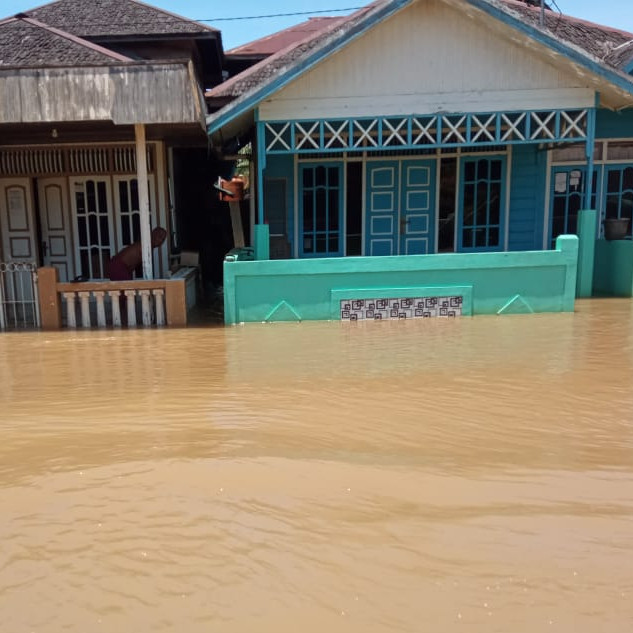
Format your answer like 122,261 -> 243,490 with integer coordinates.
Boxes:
135,123 -> 153,280
229,201 -> 245,248
37,267 -> 62,330
165,279 -> 187,327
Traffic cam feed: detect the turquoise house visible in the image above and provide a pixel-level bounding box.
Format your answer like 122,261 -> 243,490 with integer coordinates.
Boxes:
207,0 -> 633,323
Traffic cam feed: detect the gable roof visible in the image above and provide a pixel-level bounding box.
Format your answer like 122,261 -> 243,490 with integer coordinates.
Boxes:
0,15 -> 132,67
207,0 -> 633,134
23,0 -> 218,38
208,2 -> 384,101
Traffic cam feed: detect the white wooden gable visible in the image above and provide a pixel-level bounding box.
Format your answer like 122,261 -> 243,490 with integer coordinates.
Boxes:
260,0 -> 595,121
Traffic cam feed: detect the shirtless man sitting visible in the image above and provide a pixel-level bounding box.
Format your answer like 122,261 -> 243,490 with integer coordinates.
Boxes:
108,227 -> 167,281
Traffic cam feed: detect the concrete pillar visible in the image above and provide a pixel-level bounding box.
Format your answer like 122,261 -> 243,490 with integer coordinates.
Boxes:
254,224 -> 270,261
576,209 -> 597,298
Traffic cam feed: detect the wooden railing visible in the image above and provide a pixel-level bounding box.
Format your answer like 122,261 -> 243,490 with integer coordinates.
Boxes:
37,267 -> 188,330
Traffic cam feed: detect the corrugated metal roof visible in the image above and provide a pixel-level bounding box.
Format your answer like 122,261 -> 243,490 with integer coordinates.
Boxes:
226,17 -> 345,58
208,2 -> 385,99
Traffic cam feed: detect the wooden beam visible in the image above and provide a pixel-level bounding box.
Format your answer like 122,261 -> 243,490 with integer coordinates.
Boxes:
229,201 -> 245,248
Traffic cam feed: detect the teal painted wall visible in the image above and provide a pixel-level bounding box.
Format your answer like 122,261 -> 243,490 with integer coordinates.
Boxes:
593,239 -> 633,297
596,108 -> 633,139
224,236 -> 578,324
508,145 -> 547,251
264,154 -> 295,251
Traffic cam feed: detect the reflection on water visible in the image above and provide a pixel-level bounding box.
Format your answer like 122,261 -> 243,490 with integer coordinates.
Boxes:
1,299 -> 632,632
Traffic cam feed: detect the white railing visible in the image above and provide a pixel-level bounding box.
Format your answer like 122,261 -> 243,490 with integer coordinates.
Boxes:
60,286 -> 166,329
37,268 -> 189,330
0,262 -> 40,330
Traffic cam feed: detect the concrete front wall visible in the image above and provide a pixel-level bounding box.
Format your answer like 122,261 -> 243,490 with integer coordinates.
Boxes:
224,236 -> 578,324
260,0 -> 594,121
593,240 -> 633,297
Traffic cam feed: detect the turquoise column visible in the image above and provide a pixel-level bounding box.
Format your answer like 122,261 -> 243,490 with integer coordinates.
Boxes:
254,110 -> 270,260
583,106 -> 597,210
254,224 -> 270,260
576,209 -> 597,297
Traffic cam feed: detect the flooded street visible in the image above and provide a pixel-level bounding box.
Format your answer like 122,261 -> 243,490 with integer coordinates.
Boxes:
1,298 -> 633,632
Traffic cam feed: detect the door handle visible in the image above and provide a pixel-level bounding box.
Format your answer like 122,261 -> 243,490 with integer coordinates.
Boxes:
399,218 -> 409,234
42,241 -> 48,256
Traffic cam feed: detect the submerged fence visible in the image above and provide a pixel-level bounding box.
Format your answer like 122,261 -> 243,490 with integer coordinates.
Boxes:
224,236 -> 579,324
0,262 -> 40,330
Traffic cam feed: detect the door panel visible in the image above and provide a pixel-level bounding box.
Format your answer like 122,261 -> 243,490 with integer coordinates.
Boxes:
366,160 -> 436,256
366,161 -> 399,256
458,156 -> 507,252
0,178 -> 37,306
0,178 -> 37,264
38,177 -> 74,282
70,178 -> 114,279
400,161 -> 435,255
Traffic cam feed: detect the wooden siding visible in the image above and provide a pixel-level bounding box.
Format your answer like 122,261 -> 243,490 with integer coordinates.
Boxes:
508,145 -> 547,251
0,62 -> 205,126
596,108 -> 633,139
260,0 -> 594,120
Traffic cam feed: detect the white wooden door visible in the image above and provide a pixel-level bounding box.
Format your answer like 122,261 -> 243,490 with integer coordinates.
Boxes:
37,177 -> 74,282
0,178 -> 38,311
70,177 -> 115,279
0,178 -> 37,264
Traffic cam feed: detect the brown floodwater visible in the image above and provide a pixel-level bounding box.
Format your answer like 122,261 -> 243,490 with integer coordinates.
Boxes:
1,298 -> 632,633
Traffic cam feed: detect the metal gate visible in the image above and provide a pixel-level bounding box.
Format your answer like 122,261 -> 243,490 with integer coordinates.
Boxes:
0,262 -> 40,331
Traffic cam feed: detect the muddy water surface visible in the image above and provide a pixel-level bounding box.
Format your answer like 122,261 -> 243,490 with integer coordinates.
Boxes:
1,299 -> 633,632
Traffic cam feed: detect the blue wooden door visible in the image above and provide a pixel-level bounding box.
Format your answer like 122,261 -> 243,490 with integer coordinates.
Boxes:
458,156 -> 507,252
399,161 -> 436,255
365,160 -> 436,256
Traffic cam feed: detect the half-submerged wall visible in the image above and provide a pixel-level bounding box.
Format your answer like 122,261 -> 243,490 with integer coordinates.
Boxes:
224,236 -> 578,324
593,240 -> 633,297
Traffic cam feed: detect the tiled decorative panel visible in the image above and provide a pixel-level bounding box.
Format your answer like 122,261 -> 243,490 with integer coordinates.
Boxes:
340,296 -> 463,321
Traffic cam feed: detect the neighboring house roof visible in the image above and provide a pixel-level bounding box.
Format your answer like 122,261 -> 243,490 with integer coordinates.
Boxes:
24,0 -> 218,38
226,17 -> 345,58
0,16 -> 132,66
208,2 -> 383,100
207,0 -> 633,133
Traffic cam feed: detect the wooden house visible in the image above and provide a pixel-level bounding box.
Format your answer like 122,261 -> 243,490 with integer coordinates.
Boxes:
207,0 -> 633,322
0,0 -> 225,288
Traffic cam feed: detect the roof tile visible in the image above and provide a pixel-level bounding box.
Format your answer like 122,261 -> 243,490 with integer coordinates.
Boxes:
25,0 -> 217,38
0,17 -> 130,66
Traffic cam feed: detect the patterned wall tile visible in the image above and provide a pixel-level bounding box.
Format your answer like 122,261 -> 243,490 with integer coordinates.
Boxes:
341,296 -> 462,321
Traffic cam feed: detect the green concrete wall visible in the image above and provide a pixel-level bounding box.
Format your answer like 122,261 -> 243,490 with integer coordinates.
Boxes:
593,240 -> 633,297
223,236 -> 578,324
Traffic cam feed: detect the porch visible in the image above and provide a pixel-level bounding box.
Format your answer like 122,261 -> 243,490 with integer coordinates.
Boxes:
0,265 -> 195,331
